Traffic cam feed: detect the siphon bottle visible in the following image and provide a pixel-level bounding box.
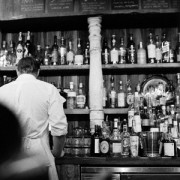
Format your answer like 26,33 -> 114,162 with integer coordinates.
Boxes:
67,82 -> 76,109
109,118 -> 122,157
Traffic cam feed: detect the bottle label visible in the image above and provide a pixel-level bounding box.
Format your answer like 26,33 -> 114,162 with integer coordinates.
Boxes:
127,94 -> 134,105
74,55 -> 83,65
76,95 -> 86,108
128,110 -> 134,128
147,44 -> 156,59
134,115 -> 142,132
100,140 -> 109,154
164,143 -> 174,156
94,138 -> 100,153
156,48 -> 162,62
118,93 -> 125,107
112,142 -> 121,153
137,50 -> 146,64
130,136 -> 139,157
16,45 -> 23,62
67,51 -> 74,64
110,91 -> 116,107
110,49 -> 118,64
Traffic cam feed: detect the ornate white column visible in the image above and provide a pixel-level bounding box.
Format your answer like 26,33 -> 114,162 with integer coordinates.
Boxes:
88,16 -> 104,133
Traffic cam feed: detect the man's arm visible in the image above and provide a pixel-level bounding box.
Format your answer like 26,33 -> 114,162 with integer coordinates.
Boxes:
51,135 -> 66,158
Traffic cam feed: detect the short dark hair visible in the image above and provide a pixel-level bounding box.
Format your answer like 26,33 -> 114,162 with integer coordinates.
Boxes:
17,57 -> 40,74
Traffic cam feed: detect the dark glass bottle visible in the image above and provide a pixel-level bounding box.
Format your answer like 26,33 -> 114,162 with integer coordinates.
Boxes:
74,38 -> 83,65
119,37 -> 126,64
84,41 -> 90,65
59,36 -> 67,65
34,44 -> 44,65
24,31 -> 34,57
127,34 -> 136,64
6,41 -> 16,66
91,125 -> 100,157
102,38 -> 110,64
51,35 -> 59,65
16,32 -> 24,64
43,45 -> 51,65
161,33 -> 170,63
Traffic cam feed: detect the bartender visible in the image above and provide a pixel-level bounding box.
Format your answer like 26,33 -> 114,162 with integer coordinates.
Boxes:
0,57 -> 68,180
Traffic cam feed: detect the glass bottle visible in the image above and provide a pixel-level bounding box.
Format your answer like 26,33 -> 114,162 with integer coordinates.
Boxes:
147,32 -> 156,64
59,36 -> 67,65
66,40 -> 74,65
51,35 -> 59,65
0,41 -> 8,67
6,40 -> 16,66
121,119 -> 130,157
163,126 -> 177,157
110,34 -> 118,64
161,33 -> 170,63
176,32 -> 180,62
34,44 -> 44,65
102,79 -> 107,108
155,35 -> 162,63
91,125 -> 100,157
117,80 -> 126,108
16,32 -> 24,64
137,41 -> 146,64
175,73 -> 180,110
74,38 -> 83,65
43,45 -> 51,65
24,31 -> 33,57
109,75 -> 116,108
109,118 -> 122,157
84,41 -> 90,65
127,34 -> 136,64
130,119 -> 139,157
67,82 -> 76,109
118,37 -> 126,64
126,80 -> 134,107
76,82 -> 86,109
102,38 -> 110,64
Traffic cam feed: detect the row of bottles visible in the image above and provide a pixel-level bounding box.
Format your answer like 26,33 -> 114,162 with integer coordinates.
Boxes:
102,32 -> 180,64
0,31 -> 90,66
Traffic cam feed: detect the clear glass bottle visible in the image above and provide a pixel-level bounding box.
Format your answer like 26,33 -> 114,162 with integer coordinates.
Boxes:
137,41 -> 146,64
59,36 -> 67,65
0,41 -> 8,67
34,44 -> 44,65
117,80 -> 126,108
126,80 -> 134,107
161,33 -> 170,63
147,32 -> 156,63
43,45 -> 51,65
51,35 -> 59,65
74,38 -> 83,65
66,40 -> 74,65
127,34 -> 136,64
121,119 -> 130,157
102,79 -> 107,108
110,34 -> 119,64
110,118 -> 122,157
16,32 -> 24,64
130,119 -> 139,157
67,82 -> 76,109
6,40 -> 16,66
84,41 -> 90,65
102,38 -> 110,64
119,37 -> 126,64
109,75 -> 116,108
76,82 -> 86,109
24,31 -> 33,57
155,35 -> 162,63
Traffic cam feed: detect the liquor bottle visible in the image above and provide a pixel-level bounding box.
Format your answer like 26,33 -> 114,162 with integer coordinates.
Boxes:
76,82 -> 86,109
118,37 -> 126,64
51,35 -> 59,65
172,119 -> 178,139
110,34 -> 118,64
163,126 -> 177,157
67,82 -> 76,109
155,35 -> 162,63
109,118 -> 122,157
161,33 -> 170,63
147,32 -> 156,63
121,119 -> 130,157
100,124 -> 110,157
149,106 -> 157,127
176,32 -> 180,62
137,41 -> 146,64
102,38 -> 110,64
109,75 -> 116,108
43,45 -> 51,65
24,31 -> 33,57
141,106 -> 150,132
34,44 -> 44,65
128,105 -> 135,132
84,41 -> 90,65
175,73 -> 180,110
127,34 -> 136,64
126,80 -> 134,107
6,40 -> 16,66
130,119 -> 139,157
66,40 -> 74,65
117,80 -> 126,108
0,41 -> 8,67
102,79 -> 107,108
59,36 -> 67,65
74,38 -> 83,65
16,32 -> 24,64
91,125 -> 100,157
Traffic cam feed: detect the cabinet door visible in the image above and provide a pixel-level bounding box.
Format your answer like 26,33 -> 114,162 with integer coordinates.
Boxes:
121,174 -> 180,180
